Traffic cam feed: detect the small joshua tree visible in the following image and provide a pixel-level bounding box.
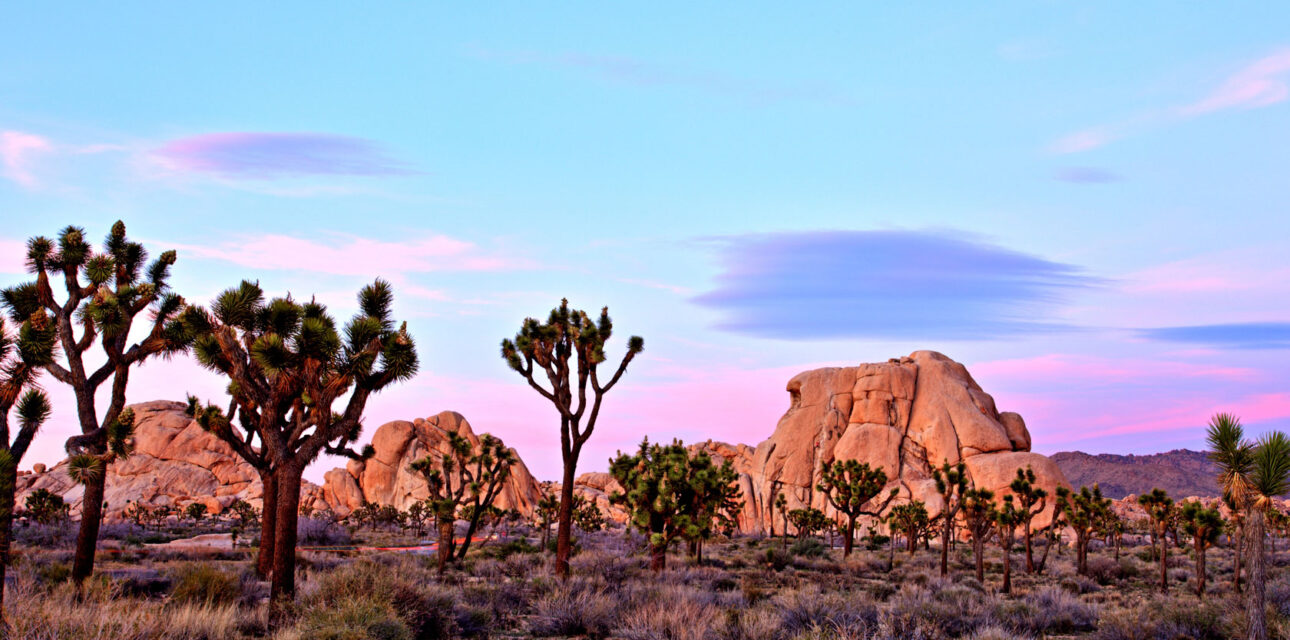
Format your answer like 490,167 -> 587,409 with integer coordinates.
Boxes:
536,489 -> 559,549
960,487 -> 996,583
817,459 -> 898,557
774,491 -> 789,550
1179,500 -> 1222,597
1138,488 -> 1175,593
995,495 -> 1024,594
1009,466 -> 1048,573
2,222 -> 195,585
184,279 -> 417,612
185,502 -> 207,526
501,299 -> 642,580
1061,485 -> 1111,577
932,460 -> 968,576
888,500 -> 930,555
787,507 -> 830,541
409,431 -> 516,571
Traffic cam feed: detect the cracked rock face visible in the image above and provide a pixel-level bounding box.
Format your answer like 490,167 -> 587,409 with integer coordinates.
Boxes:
697,351 -> 1069,533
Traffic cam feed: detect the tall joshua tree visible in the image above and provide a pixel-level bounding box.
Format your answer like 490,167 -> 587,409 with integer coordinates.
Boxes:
0,312 -> 56,625
500,299 -> 642,580
932,460 -> 969,576
1009,465 -> 1048,573
1207,413 -> 1290,640
960,486 -> 996,584
183,279 -> 417,612
817,459 -> 897,557
2,222 -> 194,585
1138,488 -> 1175,593
995,494 -> 1024,594
1179,500 -> 1222,598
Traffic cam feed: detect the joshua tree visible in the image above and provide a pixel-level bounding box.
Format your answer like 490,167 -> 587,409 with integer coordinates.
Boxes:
679,448 -> 741,564
1207,413 -> 1290,640
1035,493 -> 1066,573
2,222 -> 195,585
409,431 -> 516,570
609,439 -> 737,571
501,299 -> 642,580
932,460 -> 968,576
995,495 -> 1024,594
888,500 -> 930,555
960,486 -> 996,583
536,489 -> 559,549
1009,466 -> 1048,573
1179,500 -> 1222,597
184,502 -> 207,526
1138,488 -> 1175,593
775,491 -> 789,550
184,279 -> 417,613
787,507 -> 830,540
1060,485 -> 1110,576
817,459 -> 898,557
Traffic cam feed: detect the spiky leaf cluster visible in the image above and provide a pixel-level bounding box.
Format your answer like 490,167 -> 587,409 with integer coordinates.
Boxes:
1179,500 -> 1222,550
608,438 -> 739,552
818,459 -> 897,519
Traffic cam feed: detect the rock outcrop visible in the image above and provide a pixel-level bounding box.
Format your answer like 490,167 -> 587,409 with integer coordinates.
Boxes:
16,401 -> 330,519
698,351 -> 1069,533
320,411 -> 542,517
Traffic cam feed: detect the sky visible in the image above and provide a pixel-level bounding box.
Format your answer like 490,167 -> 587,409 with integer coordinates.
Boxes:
3,3 -> 1290,483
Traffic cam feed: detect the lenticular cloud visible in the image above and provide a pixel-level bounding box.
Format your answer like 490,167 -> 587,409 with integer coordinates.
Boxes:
153,132 -> 409,179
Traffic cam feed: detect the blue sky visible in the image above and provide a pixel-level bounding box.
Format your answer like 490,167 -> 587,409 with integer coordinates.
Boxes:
4,3 -> 1290,481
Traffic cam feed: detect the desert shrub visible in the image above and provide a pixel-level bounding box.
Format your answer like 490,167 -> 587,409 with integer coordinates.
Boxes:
1059,574 -> 1101,594
298,516 -> 352,546
483,538 -> 540,560
460,582 -> 530,628
776,586 -> 878,635
1084,555 -> 1123,584
998,587 -> 1097,635
614,591 -> 721,640
571,548 -> 637,587
765,547 -> 791,571
715,608 -> 781,640
309,559 -> 456,639
13,522 -> 76,547
790,537 -> 827,558
35,561 -> 72,586
171,564 -> 240,607
116,569 -> 172,598
528,578 -> 616,638
1093,596 -> 1232,640
882,580 -> 998,638
966,626 -> 1034,640
297,596 -> 412,640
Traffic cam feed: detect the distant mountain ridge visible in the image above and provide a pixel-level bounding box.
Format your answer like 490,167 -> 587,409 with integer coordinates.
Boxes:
1050,449 -> 1219,500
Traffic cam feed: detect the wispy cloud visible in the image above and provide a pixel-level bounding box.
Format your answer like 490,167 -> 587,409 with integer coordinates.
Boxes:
152,132 -> 412,179
0,238 -> 27,273
1138,322 -> 1290,349
180,232 -> 534,276
1054,166 -> 1121,184
468,46 -> 859,107
692,230 -> 1100,340
0,131 -> 52,187
1179,49 -> 1290,116
1051,48 -> 1290,154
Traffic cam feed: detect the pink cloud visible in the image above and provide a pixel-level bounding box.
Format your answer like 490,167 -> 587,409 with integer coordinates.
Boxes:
1180,49 -> 1290,116
153,132 -> 410,179
1050,128 -> 1116,154
972,353 -> 1256,383
179,232 -> 532,276
0,131 -> 52,187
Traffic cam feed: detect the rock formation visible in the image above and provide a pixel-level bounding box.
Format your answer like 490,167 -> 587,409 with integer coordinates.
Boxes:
319,411 -> 542,517
16,401 -> 330,519
692,351 -> 1069,533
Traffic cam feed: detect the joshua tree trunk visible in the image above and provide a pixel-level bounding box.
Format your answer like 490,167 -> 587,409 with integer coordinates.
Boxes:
1001,543 -> 1012,594
436,516 -> 453,572
0,478 -> 15,628
649,540 -> 667,571
72,471 -> 106,585
1158,528 -> 1169,593
1234,523 -> 1244,594
555,461 -> 577,579
973,538 -> 986,583
907,530 -> 917,555
270,467 -> 303,622
1194,539 -> 1207,597
940,517 -> 953,576
257,469 -> 277,579
1023,521 -> 1034,573
843,515 -> 856,557
1247,509 -> 1268,640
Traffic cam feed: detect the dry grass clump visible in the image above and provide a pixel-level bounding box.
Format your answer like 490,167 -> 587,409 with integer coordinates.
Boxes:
6,577 -> 241,640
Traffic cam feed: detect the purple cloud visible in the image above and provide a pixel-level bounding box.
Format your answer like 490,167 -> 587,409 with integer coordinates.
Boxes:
153,132 -> 410,179
1054,167 -> 1122,184
1138,322 -> 1290,350
693,230 -> 1100,340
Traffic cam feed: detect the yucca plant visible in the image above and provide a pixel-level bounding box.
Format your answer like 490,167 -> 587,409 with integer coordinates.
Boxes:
408,431 -> 516,571
1009,465 -> 1048,573
0,310 -> 56,626
1206,412 -> 1290,640
1179,500 -> 1222,597
1,222 -> 194,585
1138,488 -> 1174,593
182,279 -> 417,616
500,299 -> 642,579
931,460 -> 968,577
817,459 -> 897,558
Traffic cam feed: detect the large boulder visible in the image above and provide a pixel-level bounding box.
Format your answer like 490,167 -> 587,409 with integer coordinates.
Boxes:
711,351 -> 1070,533
320,411 -> 542,518
16,401 -> 331,519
